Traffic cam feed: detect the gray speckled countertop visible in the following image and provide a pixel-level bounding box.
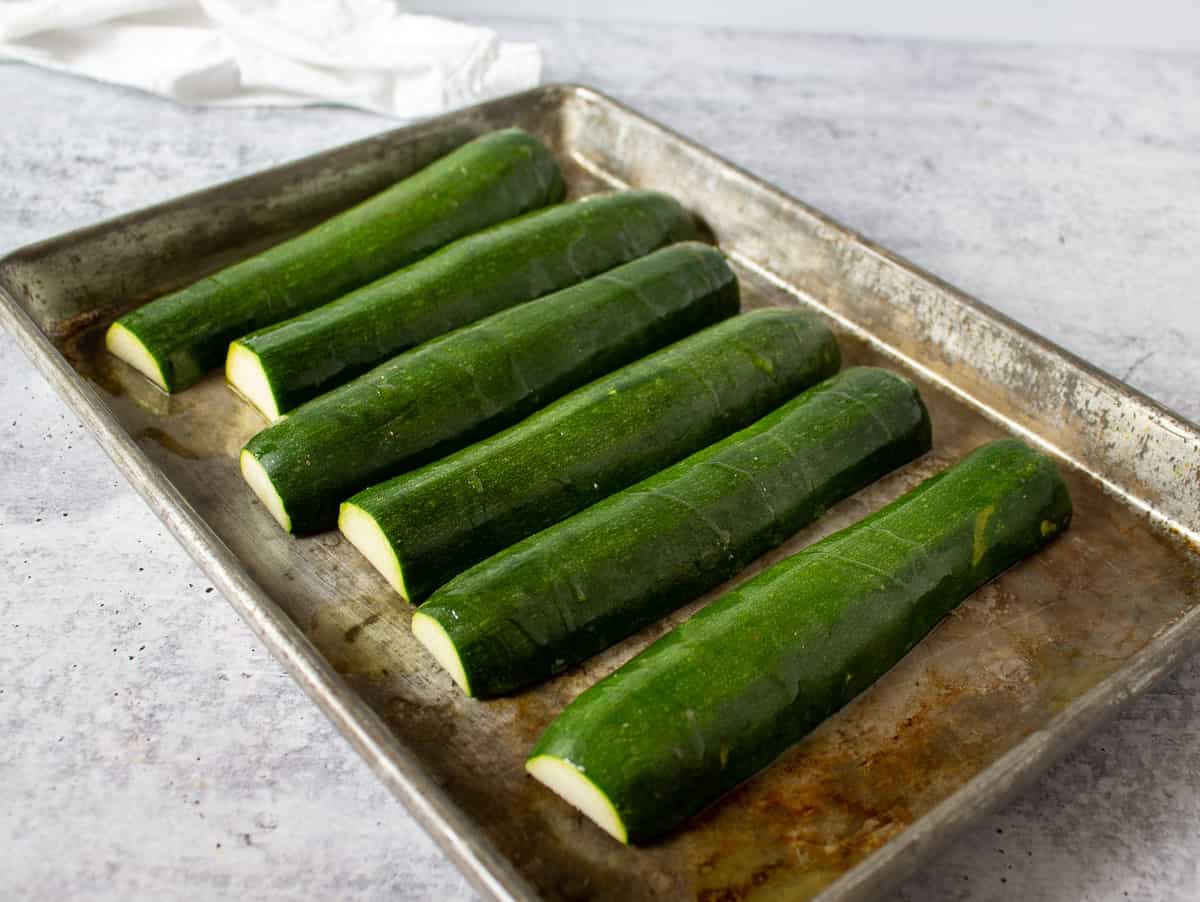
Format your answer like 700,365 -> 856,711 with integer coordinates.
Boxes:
2,18 -> 1198,902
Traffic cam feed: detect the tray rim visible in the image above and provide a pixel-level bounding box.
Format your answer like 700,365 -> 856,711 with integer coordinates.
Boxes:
2,82 -> 1198,902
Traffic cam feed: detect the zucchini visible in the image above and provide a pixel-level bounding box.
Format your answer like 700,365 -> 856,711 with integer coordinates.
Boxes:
414,367 -> 931,698
527,438 -> 1072,844
107,128 -> 564,392
240,242 -> 739,534
227,190 -> 701,419
340,308 -> 840,603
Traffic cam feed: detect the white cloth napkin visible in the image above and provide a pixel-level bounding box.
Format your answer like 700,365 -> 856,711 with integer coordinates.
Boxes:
0,0 -> 541,118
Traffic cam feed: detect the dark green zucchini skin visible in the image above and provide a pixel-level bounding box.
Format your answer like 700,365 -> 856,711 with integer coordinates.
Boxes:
243,242 -> 739,534
420,367 -> 931,697
345,307 -> 840,602
529,438 -> 1072,844
111,129 -> 564,391
233,190 -> 702,414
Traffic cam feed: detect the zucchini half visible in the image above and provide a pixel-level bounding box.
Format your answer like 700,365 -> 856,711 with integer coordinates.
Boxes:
527,439 -> 1072,844
226,190 -> 701,418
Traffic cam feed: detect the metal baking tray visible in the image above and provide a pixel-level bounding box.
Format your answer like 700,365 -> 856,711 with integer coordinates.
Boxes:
3,84 -> 1198,902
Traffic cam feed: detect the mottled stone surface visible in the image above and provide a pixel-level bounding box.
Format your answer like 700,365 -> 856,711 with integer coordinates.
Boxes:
2,19 -> 1198,902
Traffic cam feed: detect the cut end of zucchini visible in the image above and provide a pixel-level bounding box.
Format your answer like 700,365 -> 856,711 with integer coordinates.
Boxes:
526,755 -> 628,844
339,502 -> 409,600
411,611 -> 473,696
240,449 -> 292,533
106,321 -> 169,391
226,341 -> 281,422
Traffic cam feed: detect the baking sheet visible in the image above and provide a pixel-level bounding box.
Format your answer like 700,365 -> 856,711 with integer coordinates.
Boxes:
2,84 -> 1198,902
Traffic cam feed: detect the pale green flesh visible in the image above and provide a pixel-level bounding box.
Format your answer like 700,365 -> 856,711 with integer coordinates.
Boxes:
240,450 -> 291,532
339,502 -> 409,599
525,755 -> 628,844
411,611 -> 472,696
226,342 -> 281,421
105,322 -> 167,391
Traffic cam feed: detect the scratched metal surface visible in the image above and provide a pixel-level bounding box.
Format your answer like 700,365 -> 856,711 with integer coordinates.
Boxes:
1,85 -> 1198,902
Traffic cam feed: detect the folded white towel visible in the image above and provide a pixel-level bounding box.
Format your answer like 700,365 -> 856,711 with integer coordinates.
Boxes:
0,0 -> 540,117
